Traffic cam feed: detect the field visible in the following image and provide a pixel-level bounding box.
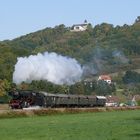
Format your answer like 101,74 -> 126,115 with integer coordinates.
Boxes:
0,110 -> 139,140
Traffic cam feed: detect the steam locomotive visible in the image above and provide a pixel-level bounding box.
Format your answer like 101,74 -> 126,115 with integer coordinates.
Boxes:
9,90 -> 106,109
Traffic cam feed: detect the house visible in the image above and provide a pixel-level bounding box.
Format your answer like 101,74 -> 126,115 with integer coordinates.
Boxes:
106,95 -> 120,107
71,20 -> 88,32
98,75 -> 112,84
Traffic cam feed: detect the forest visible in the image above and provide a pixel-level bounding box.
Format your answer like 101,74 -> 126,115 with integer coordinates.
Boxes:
0,16 -> 140,102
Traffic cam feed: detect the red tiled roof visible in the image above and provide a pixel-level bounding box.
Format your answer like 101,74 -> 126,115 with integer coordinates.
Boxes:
99,75 -> 111,80
106,95 -> 120,103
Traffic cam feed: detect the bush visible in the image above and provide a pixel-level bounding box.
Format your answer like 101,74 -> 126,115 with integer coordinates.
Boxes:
0,95 -> 10,104
137,100 -> 140,106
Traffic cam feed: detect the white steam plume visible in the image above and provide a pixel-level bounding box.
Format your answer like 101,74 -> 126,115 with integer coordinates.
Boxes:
13,52 -> 83,85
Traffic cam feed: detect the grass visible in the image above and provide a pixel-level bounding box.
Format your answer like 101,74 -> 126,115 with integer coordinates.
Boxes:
0,110 -> 140,140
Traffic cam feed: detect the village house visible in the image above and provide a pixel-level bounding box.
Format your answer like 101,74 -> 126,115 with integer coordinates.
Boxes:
98,75 -> 112,84
106,95 -> 120,107
71,20 -> 88,32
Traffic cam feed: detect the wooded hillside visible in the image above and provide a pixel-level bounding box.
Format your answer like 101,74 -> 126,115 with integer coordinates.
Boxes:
0,17 -> 140,98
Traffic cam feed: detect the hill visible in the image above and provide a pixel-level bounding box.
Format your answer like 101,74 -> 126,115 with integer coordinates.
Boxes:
0,17 -> 140,96
1,17 -> 140,80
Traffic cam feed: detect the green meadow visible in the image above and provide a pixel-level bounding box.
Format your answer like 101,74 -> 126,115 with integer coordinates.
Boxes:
0,110 -> 140,140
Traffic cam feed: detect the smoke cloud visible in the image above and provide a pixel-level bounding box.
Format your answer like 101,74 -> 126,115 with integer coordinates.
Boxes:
112,50 -> 129,64
13,52 -> 83,85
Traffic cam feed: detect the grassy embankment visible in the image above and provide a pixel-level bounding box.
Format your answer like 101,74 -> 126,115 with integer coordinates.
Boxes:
0,110 -> 140,140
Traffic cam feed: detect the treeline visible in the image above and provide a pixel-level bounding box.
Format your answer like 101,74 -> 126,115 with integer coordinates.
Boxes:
9,70 -> 140,98
0,17 -> 140,100
12,79 -> 116,96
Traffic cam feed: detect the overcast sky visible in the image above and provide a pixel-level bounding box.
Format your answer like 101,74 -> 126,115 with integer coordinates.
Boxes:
0,0 -> 140,41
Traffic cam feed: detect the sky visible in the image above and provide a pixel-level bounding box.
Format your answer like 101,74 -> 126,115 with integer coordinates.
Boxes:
0,0 -> 140,41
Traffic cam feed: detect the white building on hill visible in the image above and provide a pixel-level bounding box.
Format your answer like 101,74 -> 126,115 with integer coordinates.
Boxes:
71,20 -> 88,32
98,75 -> 112,84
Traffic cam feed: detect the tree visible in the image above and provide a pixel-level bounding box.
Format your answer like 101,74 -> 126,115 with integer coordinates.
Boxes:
0,79 -> 11,96
135,16 -> 140,23
95,80 -> 113,95
69,82 -> 85,95
122,71 -> 140,84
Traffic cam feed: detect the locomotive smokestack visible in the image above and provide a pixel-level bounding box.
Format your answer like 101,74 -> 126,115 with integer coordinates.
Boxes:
13,52 -> 83,85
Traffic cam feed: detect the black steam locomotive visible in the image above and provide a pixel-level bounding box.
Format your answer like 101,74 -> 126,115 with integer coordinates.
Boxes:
9,90 -> 106,109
